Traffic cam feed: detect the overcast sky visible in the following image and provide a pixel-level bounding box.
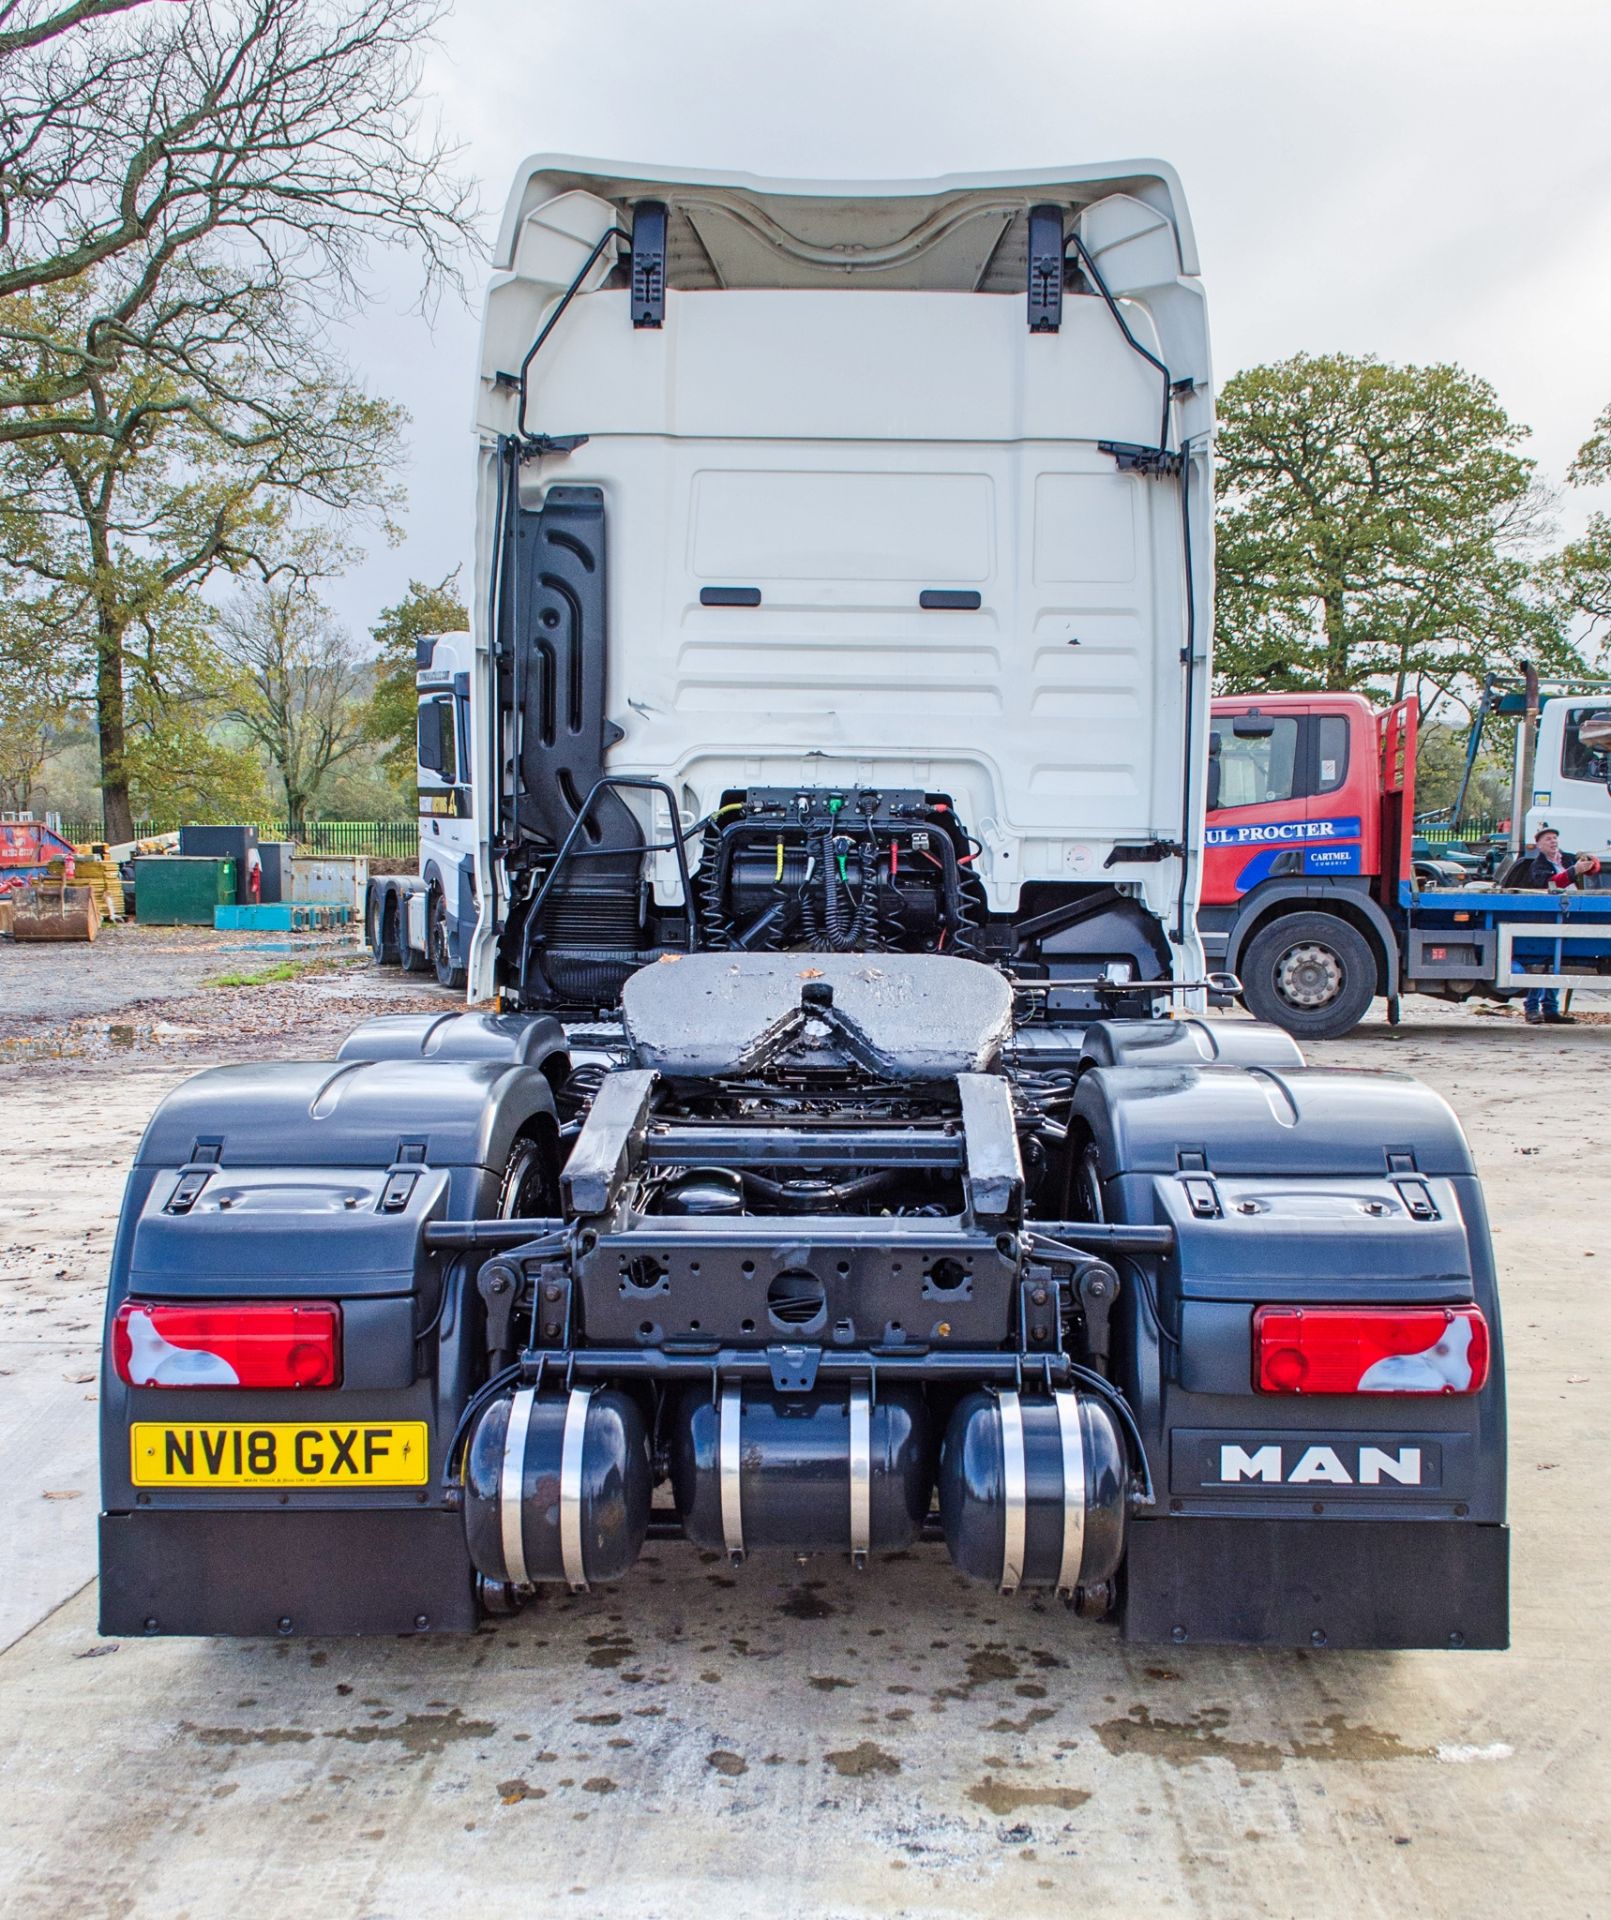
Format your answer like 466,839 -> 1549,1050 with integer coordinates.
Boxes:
324,0 -> 1611,637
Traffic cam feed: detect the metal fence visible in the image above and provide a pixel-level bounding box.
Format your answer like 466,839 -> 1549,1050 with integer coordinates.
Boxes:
1418,816 -> 1504,845
60,818 -> 419,859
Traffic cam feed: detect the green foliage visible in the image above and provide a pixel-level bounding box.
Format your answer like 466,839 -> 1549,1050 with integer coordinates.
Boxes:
0,587 -> 74,807
0,269 -> 407,836
367,573 -> 468,785
1553,400 -> 1611,649
204,955 -> 365,989
1214,353 -> 1575,709
217,580 -> 373,826
1413,720 -> 1514,823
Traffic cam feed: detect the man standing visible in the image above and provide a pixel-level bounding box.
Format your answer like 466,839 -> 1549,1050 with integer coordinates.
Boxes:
1519,824 -> 1596,1024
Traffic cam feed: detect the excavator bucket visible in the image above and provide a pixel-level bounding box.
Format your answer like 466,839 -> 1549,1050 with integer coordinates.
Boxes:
11,883 -> 98,942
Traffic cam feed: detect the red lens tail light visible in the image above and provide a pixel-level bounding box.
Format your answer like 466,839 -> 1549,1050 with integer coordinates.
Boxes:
112,1301 -> 341,1389
1254,1305 -> 1489,1395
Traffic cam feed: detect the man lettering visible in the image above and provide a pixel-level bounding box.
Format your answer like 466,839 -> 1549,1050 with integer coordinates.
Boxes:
1219,1444 -> 1281,1482
1359,1446 -> 1422,1486
1289,1445 -> 1353,1484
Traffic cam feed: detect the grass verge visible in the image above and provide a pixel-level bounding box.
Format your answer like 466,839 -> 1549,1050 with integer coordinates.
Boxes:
204,954 -> 367,989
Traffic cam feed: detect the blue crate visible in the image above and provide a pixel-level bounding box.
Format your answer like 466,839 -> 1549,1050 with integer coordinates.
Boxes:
214,903 -> 354,932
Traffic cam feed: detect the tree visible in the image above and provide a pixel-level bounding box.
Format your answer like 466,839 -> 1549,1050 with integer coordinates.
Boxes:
218,579 -> 369,826
0,265 -> 404,837
0,0 -> 474,448
367,571 -> 468,785
0,607 -> 71,809
1555,400 -> 1611,653
1214,353 -> 1572,712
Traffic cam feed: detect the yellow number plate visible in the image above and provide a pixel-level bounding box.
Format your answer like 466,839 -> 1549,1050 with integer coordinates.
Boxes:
131,1422 -> 429,1488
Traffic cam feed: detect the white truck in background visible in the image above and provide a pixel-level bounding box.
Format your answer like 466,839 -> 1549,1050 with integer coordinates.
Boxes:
1521,689 -> 1611,853
364,631 -> 477,987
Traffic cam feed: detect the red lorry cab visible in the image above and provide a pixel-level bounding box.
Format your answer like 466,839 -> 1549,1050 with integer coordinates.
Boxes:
1200,692 -> 1418,1037
1204,693 -> 1389,905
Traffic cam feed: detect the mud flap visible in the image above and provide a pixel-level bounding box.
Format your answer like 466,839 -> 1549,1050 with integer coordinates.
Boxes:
99,1509 -> 477,1638
1121,1515 -> 1509,1650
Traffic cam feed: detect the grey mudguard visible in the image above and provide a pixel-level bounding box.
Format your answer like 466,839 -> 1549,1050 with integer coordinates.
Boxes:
1079,1018 -> 1304,1073
1073,1061 -> 1507,1648
1074,1062 -> 1474,1178
100,1052 -> 559,1637
133,1055 -> 558,1173
337,1010 -> 569,1074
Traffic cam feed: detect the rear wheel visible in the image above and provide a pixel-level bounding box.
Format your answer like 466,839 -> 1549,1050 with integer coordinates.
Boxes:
366,890 -> 389,965
499,1132 -> 557,1219
1240,911 -> 1378,1040
398,898 -> 425,973
430,890 -> 466,990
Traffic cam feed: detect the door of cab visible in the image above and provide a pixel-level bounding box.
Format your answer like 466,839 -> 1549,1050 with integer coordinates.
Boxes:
1303,705 -> 1373,883
1203,706 -> 1309,906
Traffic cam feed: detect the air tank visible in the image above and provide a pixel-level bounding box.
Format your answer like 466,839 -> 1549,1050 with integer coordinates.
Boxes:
463,1385 -> 652,1590
671,1385 -> 931,1560
938,1389 -> 1127,1594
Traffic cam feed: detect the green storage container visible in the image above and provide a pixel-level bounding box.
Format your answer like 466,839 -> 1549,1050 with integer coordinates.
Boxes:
133,856 -> 236,925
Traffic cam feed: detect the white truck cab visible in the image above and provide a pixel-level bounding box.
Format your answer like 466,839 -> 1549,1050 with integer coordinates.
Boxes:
1524,694 -> 1611,857
364,631 -> 478,985
463,157 -> 1214,1014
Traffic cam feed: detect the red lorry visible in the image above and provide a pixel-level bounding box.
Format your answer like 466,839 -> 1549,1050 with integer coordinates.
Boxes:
1201,691 -> 1611,1038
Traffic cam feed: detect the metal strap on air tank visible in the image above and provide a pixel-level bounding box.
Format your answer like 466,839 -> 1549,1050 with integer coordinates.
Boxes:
500,1386 -> 536,1588
559,1385 -> 594,1592
998,1389 -> 1027,1595
1053,1389 -> 1086,1597
848,1382 -> 872,1569
719,1383 -> 745,1563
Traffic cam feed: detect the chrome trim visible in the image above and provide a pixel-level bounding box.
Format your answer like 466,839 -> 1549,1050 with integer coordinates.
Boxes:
848,1383 -> 872,1568
559,1385 -> 594,1591
719,1384 -> 745,1563
998,1389 -> 1027,1595
500,1386 -> 536,1589
1054,1389 -> 1086,1597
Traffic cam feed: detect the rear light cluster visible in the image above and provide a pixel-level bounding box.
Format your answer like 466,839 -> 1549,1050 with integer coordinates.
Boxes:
1254,1305 -> 1489,1395
112,1301 -> 341,1389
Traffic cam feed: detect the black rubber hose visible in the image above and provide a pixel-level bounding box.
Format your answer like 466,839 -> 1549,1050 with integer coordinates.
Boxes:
738,1168 -> 899,1210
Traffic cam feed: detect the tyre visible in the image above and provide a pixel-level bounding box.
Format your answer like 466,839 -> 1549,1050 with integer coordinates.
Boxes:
429,890 -> 467,990
499,1132 -> 556,1219
398,900 -> 425,973
1239,911 -> 1379,1040
366,890 -> 389,965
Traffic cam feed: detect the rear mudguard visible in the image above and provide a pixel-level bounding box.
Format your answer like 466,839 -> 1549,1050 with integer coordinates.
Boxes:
1073,1059 -> 1508,1649
98,1054 -> 558,1637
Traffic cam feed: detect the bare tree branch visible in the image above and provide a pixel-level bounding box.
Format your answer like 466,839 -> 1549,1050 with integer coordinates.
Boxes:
0,0 -> 477,441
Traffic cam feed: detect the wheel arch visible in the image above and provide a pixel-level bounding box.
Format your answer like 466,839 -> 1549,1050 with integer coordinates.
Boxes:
1225,883 -> 1399,998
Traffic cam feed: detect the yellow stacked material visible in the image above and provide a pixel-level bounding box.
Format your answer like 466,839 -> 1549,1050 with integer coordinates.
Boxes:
62,851 -> 125,921
0,898 -> 13,939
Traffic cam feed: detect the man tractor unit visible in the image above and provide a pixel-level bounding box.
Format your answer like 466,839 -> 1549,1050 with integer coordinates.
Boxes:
99,160 -> 1507,1650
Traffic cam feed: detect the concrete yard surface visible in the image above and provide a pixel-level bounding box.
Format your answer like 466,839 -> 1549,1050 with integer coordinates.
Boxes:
0,971 -> 1606,1919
